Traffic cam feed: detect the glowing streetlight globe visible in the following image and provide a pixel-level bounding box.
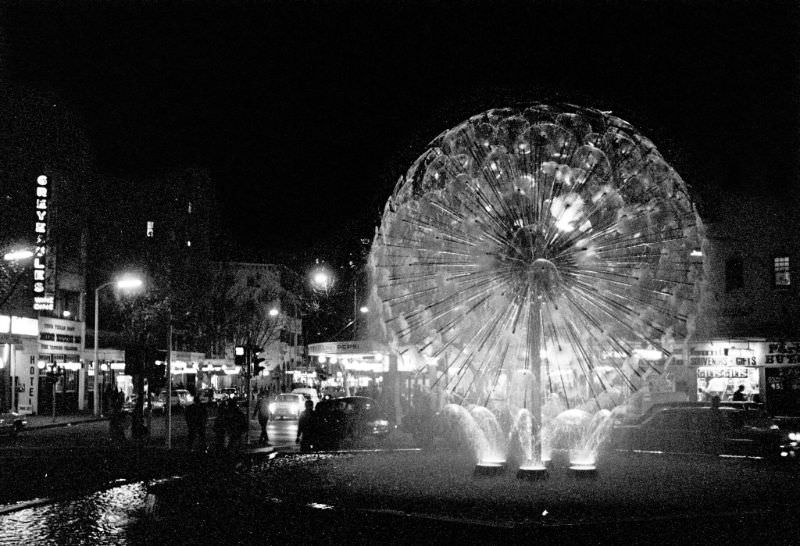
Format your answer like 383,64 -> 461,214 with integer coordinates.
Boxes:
116,277 -> 143,290
3,249 -> 34,261
313,271 -> 330,287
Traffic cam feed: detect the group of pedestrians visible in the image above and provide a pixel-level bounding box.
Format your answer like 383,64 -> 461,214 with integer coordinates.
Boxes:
108,387 -> 323,453
210,398 -> 248,453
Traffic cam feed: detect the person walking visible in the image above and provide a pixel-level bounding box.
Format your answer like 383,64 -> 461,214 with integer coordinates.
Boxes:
225,399 -> 247,452
296,399 -> 316,452
253,392 -> 270,445
213,400 -> 228,452
185,399 -> 208,451
109,392 -> 126,445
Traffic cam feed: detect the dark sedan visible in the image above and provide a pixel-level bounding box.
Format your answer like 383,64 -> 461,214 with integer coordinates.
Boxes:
610,405 -> 795,460
313,396 -> 390,449
0,412 -> 27,437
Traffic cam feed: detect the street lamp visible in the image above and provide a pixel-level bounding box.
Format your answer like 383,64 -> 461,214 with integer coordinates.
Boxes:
93,275 -> 143,416
3,249 -> 34,262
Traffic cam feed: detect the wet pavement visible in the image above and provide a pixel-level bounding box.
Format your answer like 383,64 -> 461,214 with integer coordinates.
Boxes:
3,448 -> 797,545
0,481 -> 150,545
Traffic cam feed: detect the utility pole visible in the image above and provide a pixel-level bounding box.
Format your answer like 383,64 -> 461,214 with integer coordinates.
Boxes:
166,320 -> 173,449
352,273 -> 358,341
245,344 -> 251,445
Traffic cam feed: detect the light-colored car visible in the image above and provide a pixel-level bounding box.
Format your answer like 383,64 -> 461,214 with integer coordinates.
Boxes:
159,389 -> 194,408
291,387 -> 320,408
214,387 -> 240,403
268,393 -> 306,420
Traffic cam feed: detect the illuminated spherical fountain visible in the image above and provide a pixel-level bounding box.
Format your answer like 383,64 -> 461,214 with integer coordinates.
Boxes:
369,104 -> 703,476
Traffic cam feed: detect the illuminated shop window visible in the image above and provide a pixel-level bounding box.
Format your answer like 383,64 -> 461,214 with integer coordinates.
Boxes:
774,256 -> 791,287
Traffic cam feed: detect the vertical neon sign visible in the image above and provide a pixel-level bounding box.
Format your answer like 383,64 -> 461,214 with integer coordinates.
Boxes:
33,174 -> 54,310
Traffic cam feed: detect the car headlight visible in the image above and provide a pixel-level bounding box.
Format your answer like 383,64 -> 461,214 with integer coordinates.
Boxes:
268,403 -> 276,413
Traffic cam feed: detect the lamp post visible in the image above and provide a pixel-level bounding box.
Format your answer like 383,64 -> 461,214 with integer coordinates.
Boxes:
93,276 -> 143,416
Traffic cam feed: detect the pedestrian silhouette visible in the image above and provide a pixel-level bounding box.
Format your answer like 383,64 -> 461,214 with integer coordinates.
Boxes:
109,392 -> 126,444
185,399 -> 208,451
225,399 -> 247,452
296,400 -> 316,452
253,393 -> 270,445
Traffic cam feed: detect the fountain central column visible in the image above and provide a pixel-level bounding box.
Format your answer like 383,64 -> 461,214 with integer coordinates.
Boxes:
530,297 -> 543,463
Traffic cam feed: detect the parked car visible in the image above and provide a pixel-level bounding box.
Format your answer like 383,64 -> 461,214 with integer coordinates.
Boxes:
0,412 -> 27,437
291,387 -> 320,407
158,389 -> 194,408
314,396 -> 390,449
214,388 -> 240,403
149,394 -> 166,414
610,405 -> 795,459
269,393 -> 306,420
197,388 -> 216,405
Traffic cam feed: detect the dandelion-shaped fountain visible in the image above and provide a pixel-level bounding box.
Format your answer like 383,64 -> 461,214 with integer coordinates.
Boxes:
369,104 -> 703,477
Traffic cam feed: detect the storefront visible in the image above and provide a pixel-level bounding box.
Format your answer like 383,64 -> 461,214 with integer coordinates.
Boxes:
308,341 -> 390,394
196,358 -> 237,392
38,316 -> 85,414
168,351 -> 206,392
0,315 -> 40,414
308,340 -> 424,424
687,340 -> 761,403
762,341 -> 800,417
682,339 -> 800,416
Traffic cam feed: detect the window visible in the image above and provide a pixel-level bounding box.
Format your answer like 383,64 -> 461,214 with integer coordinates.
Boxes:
725,255 -> 744,292
774,256 -> 791,287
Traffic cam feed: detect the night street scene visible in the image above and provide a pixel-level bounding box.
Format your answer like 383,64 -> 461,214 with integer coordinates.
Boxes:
1,0 -> 799,544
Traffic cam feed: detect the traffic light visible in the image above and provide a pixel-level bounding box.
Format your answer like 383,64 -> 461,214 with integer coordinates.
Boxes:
251,346 -> 265,375
234,345 -> 247,367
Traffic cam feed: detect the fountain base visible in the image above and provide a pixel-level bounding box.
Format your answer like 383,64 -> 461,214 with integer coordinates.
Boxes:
473,462 -> 507,477
568,464 -> 598,478
516,465 -> 548,480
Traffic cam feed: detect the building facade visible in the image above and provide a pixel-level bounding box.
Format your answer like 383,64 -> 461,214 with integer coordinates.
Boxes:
666,197 -> 800,414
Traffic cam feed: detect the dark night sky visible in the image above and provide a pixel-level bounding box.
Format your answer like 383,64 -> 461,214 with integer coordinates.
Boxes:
4,0 -> 799,261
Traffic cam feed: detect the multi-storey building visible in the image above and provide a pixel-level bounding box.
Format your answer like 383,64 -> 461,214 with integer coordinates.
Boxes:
666,195 -> 800,415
